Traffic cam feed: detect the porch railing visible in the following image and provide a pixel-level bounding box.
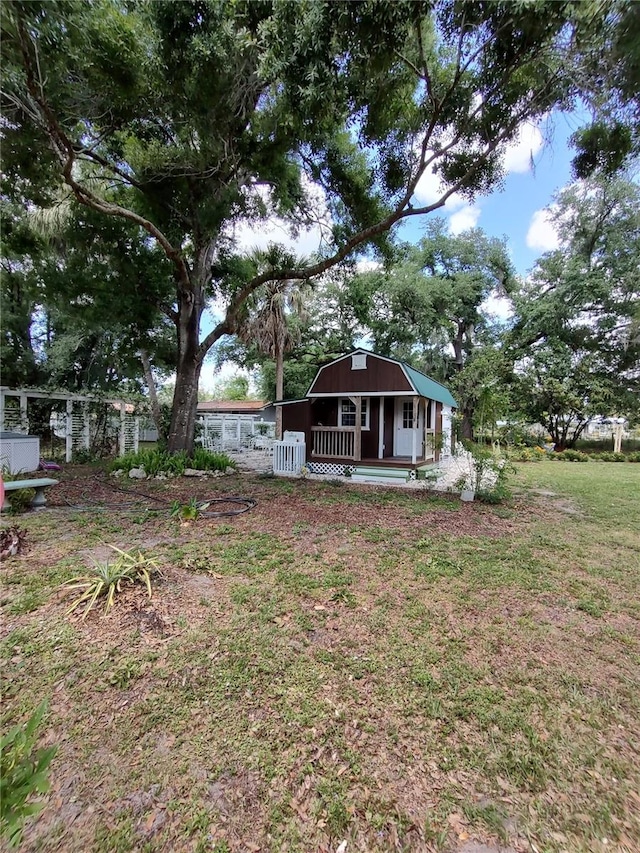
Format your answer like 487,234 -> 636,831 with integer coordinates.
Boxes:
311,426 -> 355,459
424,428 -> 436,461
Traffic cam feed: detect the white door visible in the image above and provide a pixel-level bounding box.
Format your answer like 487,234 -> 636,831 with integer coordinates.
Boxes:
394,399 -> 422,457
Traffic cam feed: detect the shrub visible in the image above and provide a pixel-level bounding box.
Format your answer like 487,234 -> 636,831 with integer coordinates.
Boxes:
627,452 -> 640,463
1,470 -> 35,514
511,445 -> 546,462
61,546 -> 162,618
109,448 -> 235,477
0,703 -> 57,849
551,450 -> 589,462
189,447 -> 235,472
594,451 -> 627,462
453,443 -> 513,503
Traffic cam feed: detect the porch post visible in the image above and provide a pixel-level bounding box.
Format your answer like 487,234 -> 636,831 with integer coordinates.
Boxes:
83,402 -> 91,451
66,399 -> 73,462
20,393 -> 28,433
119,402 -> 127,457
424,398 -> 429,459
378,396 -> 384,459
354,396 -> 362,462
411,396 -> 418,465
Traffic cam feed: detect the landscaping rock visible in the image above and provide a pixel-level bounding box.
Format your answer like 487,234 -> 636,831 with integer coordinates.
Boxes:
184,468 -> 206,477
129,467 -> 146,479
225,466 -> 236,475
111,469 -> 125,477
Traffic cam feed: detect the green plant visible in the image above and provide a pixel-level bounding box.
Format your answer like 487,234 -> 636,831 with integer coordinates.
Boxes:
170,497 -> 206,522
71,447 -> 98,464
1,469 -> 35,514
552,449 -> 590,462
0,702 -> 58,849
453,443 -> 513,503
594,451 -> 627,462
109,448 -> 234,477
61,546 -> 161,618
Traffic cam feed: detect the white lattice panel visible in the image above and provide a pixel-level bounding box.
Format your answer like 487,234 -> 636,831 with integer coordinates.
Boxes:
306,462 -> 356,476
2,408 -> 29,434
71,413 -> 88,451
122,415 -> 138,454
0,435 -> 40,474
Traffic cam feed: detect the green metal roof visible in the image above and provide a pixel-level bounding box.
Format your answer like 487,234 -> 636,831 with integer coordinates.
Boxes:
403,363 -> 457,408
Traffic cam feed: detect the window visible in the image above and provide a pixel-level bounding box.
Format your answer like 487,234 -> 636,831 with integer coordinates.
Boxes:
351,353 -> 367,370
340,398 -> 369,429
402,401 -> 414,429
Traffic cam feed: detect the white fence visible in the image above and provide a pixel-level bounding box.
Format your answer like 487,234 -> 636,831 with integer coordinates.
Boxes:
273,441 -> 306,476
198,415 -> 275,452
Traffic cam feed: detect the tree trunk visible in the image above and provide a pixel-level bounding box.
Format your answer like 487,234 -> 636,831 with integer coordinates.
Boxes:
167,269 -> 206,455
453,325 -> 474,441
140,349 -> 165,441
275,343 -> 284,440
168,358 -> 202,454
461,406 -> 474,441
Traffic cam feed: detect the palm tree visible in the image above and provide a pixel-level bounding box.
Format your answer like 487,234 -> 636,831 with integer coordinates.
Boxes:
237,278 -> 310,439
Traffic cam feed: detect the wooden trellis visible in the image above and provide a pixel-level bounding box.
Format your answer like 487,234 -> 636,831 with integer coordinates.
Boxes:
0,387 -> 142,462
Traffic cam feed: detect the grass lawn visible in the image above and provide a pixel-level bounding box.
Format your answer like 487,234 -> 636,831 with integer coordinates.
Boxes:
1,461 -> 639,853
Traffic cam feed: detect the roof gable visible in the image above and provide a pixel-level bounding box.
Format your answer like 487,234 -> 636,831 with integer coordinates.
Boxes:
307,350 -> 457,407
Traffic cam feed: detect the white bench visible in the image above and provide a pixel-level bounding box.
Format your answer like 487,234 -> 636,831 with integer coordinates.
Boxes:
2,478 -> 59,511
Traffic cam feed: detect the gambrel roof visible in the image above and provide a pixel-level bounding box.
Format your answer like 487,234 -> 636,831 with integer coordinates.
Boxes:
306,350 -> 457,407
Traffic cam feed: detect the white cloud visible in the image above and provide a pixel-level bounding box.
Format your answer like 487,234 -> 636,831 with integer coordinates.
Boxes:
197,360 -> 254,396
502,121 -> 544,174
231,217 -> 325,258
355,258 -> 382,273
448,204 -> 481,235
526,208 -> 560,252
413,168 -> 481,234
481,294 -> 513,321
414,167 -> 467,210
228,175 -> 332,260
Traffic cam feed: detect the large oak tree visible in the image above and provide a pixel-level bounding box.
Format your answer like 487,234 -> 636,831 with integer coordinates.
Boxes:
2,0 -> 614,452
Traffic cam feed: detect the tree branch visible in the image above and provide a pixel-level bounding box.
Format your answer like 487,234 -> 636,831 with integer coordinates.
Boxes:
15,17 -> 192,294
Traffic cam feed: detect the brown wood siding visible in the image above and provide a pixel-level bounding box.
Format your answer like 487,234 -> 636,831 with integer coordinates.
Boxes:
362,397 -> 380,458
383,398 -> 394,458
281,401 -> 311,446
310,354 -> 413,395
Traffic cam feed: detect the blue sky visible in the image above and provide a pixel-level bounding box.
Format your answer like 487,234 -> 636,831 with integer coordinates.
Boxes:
398,111 -> 579,277
199,111 -> 579,391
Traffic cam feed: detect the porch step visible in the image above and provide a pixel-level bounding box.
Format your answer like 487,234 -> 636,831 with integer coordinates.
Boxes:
350,466 -> 412,484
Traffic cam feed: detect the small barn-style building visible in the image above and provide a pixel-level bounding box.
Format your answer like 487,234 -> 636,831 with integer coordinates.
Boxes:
277,350 -> 456,475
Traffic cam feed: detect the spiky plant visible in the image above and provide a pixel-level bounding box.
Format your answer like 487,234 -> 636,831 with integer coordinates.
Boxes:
61,546 -> 161,618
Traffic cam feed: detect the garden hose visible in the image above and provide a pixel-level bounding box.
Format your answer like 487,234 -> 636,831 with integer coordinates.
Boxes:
54,474 -> 257,517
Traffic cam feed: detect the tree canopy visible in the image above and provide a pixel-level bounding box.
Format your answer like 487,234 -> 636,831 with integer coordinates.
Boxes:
511,174 -> 640,446
1,0 -> 627,452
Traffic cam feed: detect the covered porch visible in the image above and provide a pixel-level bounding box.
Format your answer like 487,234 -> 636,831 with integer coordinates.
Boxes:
309,394 -> 440,467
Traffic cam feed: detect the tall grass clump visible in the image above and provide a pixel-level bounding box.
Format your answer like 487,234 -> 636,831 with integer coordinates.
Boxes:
109,448 -> 235,476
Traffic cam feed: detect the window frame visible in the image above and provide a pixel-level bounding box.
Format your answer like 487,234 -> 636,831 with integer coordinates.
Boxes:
339,397 -> 370,430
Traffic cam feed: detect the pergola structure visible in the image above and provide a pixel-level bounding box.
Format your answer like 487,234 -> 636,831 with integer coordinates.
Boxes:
0,387 -> 141,462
